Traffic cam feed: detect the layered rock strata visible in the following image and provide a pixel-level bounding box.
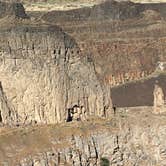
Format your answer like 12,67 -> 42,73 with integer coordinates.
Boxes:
39,0 -> 166,88
42,0 -> 166,22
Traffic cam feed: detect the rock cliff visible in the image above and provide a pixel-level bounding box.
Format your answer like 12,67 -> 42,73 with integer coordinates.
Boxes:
0,23 -> 112,125
0,1 -> 28,19
153,83 -> 166,114
40,0 -> 166,91
1,1 -> 166,166
1,109 -> 166,166
42,0 -> 166,22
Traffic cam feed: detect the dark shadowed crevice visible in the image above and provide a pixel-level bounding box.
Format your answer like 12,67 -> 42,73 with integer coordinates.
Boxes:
0,111 -> 2,123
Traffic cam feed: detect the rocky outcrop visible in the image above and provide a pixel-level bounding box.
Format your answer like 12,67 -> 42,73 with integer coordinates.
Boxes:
0,1 -> 28,19
42,0 -> 166,23
0,24 -> 112,125
105,70 -> 153,87
1,110 -> 166,166
0,82 -> 13,124
153,83 -> 166,114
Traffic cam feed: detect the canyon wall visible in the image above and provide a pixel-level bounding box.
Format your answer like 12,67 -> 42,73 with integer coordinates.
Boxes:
42,0 -> 166,22
64,25 -> 166,88
41,0 -> 166,90
0,24 -> 112,125
1,110 -> 166,166
0,1 -> 166,166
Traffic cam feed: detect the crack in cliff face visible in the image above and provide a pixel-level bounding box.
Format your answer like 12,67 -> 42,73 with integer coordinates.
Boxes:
0,24 -> 112,125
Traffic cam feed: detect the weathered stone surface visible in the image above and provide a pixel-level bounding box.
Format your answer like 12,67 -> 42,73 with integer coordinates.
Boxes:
39,0 -> 166,91
1,1 -> 166,166
1,110 -> 166,166
0,1 -> 28,19
0,24 -> 112,125
42,0 -> 166,22
153,83 -> 166,114
0,82 -> 13,124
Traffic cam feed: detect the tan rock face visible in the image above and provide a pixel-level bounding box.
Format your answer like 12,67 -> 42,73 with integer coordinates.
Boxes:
0,82 -> 13,124
0,25 -> 112,125
1,109 -> 166,166
153,84 -> 166,114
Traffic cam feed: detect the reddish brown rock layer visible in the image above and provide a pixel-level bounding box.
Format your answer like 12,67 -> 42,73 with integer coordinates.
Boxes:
41,5 -> 166,86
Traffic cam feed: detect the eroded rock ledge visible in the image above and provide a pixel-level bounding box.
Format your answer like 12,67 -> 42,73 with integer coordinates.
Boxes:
1,109 -> 166,166
0,24 -> 112,125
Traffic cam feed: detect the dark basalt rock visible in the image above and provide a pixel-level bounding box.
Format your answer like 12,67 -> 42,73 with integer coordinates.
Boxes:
0,1 -> 28,19
42,0 -> 166,22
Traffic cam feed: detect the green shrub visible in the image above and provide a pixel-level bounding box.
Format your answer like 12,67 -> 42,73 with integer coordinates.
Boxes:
100,157 -> 110,166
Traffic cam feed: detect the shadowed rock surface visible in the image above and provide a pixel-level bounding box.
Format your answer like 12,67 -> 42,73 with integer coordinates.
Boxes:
42,0 -> 166,22
0,1 -> 28,18
111,74 -> 166,107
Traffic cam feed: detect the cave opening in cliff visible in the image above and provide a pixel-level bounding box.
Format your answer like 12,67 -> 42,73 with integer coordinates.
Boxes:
0,111 -> 2,123
67,108 -> 73,122
113,106 -> 116,115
